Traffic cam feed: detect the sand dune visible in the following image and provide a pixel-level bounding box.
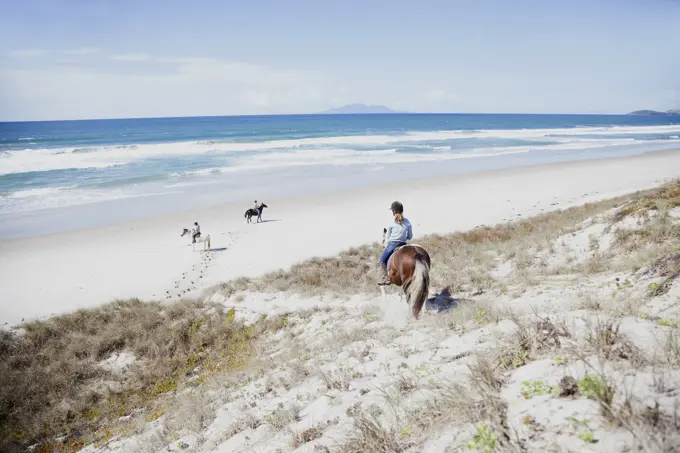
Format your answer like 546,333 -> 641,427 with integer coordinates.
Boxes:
2,149 -> 680,326
2,156 -> 680,453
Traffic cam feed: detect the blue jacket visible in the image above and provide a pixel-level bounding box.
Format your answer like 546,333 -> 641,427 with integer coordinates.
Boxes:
385,218 -> 413,243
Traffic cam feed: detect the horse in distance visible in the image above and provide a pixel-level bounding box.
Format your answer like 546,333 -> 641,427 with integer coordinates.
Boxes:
244,203 -> 268,223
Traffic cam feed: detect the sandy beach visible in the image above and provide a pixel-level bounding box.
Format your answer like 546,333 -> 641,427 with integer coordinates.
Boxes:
6,3 -> 680,450
3,149 -> 680,453
2,148 -> 680,326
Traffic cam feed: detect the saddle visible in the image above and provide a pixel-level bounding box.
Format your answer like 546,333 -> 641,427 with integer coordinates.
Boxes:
386,244 -> 406,270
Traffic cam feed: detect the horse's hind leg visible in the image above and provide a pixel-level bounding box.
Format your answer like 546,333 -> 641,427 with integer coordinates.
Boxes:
380,285 -> 386,301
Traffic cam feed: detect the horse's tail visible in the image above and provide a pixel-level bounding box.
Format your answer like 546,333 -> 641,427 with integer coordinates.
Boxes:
406,252 -> 430,319
244,210 -> 248,218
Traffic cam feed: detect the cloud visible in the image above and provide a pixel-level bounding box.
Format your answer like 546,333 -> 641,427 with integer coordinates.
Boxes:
0,56 -> 338,120
6,49 -> 44,57
112,53 -> 150,62
2,50 -> 670,119
6,48 -> 99,58
60,47 -> 99,55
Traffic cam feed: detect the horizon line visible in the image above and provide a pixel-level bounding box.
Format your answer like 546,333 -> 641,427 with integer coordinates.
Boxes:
0,111 -> 647,124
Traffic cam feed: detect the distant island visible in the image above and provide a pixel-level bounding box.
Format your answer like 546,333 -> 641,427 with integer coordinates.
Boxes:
319,103 -> 403,114
627,109 -> 680,116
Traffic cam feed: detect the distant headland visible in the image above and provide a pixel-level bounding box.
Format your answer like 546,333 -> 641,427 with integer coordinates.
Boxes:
627,109 -> 680,116
318,104 -> 403,114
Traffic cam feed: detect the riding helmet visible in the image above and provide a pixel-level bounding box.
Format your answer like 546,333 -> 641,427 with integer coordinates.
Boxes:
390,201 -> 404,213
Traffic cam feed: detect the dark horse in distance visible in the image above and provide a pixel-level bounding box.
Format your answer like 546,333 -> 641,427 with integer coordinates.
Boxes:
244,203 -> 268,223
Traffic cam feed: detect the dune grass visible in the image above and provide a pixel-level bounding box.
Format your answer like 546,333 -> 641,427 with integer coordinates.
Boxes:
0,299 -> 265,453
210,180 -> 680,300
612,180 -> 680,222
4,179 -> 680,453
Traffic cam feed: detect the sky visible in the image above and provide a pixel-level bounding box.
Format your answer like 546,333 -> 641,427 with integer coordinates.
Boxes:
0,0 -> 679,121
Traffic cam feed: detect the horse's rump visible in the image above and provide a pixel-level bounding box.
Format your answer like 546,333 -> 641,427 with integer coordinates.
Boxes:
387,243 -> 431,319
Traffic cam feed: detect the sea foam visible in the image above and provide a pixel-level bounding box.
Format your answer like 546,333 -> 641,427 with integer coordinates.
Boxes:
2,124 -> 680,176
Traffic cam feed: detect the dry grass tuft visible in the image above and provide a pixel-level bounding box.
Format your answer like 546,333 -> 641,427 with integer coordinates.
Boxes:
208,180 -> 680,302
317,365 -> 355,391
613,213 -> 680,253
422,354 -> 522,453
612,182 -> 680,223
290,417 -> 339,448
494,316 -> 570,372
641,251 -> 680,297
469,356 -> 504,393
0,299 -> 260,453
513,316 -> 569,357
571,352 -> 680,452
263,405 -> 301,431
342,353 -> 516,453
585,318 -> 643,365
342,408 -> 410,453
665,331 -> 680,366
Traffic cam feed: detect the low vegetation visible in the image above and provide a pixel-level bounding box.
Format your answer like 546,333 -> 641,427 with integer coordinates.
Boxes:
211,180 -> 680,300
612,180 -> 680,222
4,180 -> 680,453
0,299 -> 267,453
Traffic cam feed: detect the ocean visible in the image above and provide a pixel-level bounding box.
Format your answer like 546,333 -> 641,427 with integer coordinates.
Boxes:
1,113 -> 680,239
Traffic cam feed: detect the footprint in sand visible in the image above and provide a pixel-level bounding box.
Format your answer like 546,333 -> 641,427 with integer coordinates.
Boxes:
164,233 -> 238,299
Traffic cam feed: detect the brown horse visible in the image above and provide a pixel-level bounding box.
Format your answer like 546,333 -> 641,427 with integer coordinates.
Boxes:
381,244 -> 431,319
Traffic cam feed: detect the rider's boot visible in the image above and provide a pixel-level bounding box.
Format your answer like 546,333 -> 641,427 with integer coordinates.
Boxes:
376,262 -> 390,286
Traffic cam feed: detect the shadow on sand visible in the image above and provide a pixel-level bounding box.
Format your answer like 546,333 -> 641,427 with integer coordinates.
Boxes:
425,287 -> 473,314
207,247 -> 228,252
251,219 -> 282,224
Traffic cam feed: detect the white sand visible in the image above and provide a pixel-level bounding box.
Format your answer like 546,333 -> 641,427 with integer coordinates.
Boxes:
2,149 -> 680,326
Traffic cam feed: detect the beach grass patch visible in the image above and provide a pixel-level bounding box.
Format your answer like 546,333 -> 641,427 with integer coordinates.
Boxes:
0,298 -> 261,452
209,180 -> 680,300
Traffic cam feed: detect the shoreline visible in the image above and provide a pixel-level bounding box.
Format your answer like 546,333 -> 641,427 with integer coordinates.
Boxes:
3,141 -> 680,242
3,146 -> 680,245
2,148 -> 680,327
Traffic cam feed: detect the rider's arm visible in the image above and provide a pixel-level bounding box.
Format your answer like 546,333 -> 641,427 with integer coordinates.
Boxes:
406,221 -> 413,241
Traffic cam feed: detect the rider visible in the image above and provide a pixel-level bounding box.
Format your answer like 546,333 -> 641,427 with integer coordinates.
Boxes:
377,201 -> 413,285
192,221 -> 201,243
253,200 -> 259,217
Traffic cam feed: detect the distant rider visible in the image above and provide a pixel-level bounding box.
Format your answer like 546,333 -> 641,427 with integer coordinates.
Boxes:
377,201 -> 413,285
192,221 -> 201,243
253,200 -> 259,217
